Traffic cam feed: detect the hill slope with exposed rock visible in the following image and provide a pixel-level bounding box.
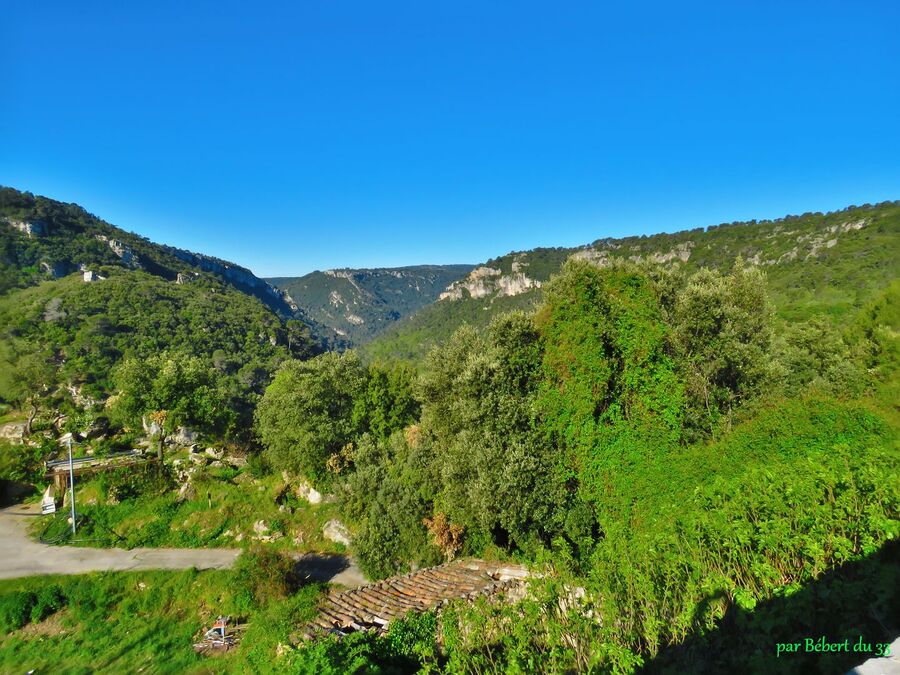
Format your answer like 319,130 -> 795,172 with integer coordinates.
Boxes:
267,265 -> 474,345
364,201 -> 900,361
0,186 -> 345,349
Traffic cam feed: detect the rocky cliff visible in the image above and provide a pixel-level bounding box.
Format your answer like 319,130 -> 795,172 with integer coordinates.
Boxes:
268,264 -> 474,345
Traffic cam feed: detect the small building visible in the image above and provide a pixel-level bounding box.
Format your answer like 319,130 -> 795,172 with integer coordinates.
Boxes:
83,270 -> 98,282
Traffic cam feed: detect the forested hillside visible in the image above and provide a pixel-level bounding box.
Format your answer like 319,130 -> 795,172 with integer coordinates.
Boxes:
255,257 -> 899,672
0,187 -> 346,348
365,201 -> 900,361
0,187 -> 322,448
268,264 -> 474,345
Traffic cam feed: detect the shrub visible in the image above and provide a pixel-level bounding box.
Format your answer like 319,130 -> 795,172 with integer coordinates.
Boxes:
30,584 -> 66,623
247,451 -> 270,479
232,547 -> 297,612
98,463 -> 172,502
0,591 -> 36,633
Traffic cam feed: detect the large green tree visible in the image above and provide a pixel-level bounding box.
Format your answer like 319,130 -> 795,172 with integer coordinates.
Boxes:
669,262 -> 776,436
111,352 -> 232,457
255,351 -> 367,483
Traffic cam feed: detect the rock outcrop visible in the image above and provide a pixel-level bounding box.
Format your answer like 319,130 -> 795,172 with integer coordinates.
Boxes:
7,219 -> 47,237
0,422 -> 26,444
323,520 -> 351,546
95,235 -> 142,268
439,261 -> 541,301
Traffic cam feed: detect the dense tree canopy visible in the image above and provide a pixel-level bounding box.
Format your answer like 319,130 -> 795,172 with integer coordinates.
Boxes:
111,352 -> 234,443
255,352 -> 366,482
2,186 -> 897,672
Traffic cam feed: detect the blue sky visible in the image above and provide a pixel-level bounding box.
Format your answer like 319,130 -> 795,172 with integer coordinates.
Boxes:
2,1 -> 898,277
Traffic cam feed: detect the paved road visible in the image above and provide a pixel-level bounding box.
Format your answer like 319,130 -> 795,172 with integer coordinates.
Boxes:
849,636 -> 900,675
0,503 -> 240,579
0,503 -> 367,587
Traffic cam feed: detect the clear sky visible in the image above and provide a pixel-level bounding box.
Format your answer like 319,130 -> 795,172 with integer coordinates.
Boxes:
2,2 -> 898,277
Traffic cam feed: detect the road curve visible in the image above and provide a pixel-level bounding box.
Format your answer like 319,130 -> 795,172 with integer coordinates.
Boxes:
0,503 -> 240,579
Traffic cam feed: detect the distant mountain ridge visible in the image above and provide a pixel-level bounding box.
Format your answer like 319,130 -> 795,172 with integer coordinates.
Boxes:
364,201 -> 900,361
267,264 -> 474,346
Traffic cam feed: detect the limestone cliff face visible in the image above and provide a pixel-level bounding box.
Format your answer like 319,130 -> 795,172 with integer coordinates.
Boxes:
570,217 -> 870,271
166,247 -> 261,287
96,234 -> 142,268
439,260 -> 541,301
7,219 -> 47,237
571,239 -> 694,267
268,264 -> 475,345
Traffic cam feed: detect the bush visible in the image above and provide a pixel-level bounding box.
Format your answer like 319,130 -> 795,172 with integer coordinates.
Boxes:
386,611 -> 438,663
232,547 -> 297,612
0,591 -> 36,633
284,615 -> 436,674
30,584 -> 66,623
98,463 -> 172,502
247,451 -> 270,479
0,438 -> 52,486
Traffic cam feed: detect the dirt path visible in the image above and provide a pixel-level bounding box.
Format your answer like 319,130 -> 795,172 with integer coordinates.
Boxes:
0,502 -> 241,579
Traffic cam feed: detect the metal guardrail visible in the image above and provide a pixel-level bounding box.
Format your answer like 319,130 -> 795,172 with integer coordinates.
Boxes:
45,449 -> 142,471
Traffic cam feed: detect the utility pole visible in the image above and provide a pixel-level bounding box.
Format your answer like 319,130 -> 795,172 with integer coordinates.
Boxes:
67,436 -> 76,536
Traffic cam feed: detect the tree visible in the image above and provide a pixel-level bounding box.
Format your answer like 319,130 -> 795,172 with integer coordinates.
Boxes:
774,316 -> 864,397
535,260 -> 684,523
10,350 -> 56,436
355,361 -> 419,441
255,351 -> 367,483
670,261 -> 776,436
414,312 -> 563,551
111,352 -> 232,451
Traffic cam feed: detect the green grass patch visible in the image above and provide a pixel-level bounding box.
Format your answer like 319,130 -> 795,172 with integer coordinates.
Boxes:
0,566 -> 325,674
35,468 -> 344,553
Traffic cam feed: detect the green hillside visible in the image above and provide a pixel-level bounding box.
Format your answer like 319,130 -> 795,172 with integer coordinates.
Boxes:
252,254 -> 899,673
365,201 -> 900,361
0,187 -> 323,446
267,264 -> 474,346
0,190 -> 897,673
0,186 -> 348,348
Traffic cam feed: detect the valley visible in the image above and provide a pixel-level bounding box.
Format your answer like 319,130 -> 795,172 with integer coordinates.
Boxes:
0,188 -> 897,673
267,264 -> 474,346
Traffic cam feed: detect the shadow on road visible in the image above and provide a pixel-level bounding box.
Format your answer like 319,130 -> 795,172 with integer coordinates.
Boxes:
293,553 -> 351,583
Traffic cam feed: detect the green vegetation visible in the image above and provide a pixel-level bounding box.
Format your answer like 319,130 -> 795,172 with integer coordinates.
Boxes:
365,201 -> 900,362
35,461 -> 345,553
0,271 -> 309,446
0,562 -> 325,674
268,264 -> 474,346
256,353 -> 418,485
0,185 -> 331,450
364,289 -> 543,362
256,258 -> 898,671
0,187 -> 308,322
1,188 -> 898,672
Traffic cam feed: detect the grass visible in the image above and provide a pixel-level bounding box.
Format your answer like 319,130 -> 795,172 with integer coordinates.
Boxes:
32,464 -> 347,554
0,569 -> 325,674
